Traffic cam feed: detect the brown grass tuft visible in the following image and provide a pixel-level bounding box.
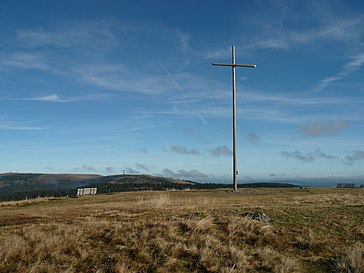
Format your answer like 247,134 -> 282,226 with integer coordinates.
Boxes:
335,242 -> 364,273
0,188 -> 362,272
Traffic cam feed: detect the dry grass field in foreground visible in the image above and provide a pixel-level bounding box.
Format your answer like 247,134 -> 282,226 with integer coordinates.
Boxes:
0,188 -> 363,273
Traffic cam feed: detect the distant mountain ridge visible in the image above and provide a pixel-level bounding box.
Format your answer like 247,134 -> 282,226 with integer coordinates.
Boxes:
0,173 -> 101,193
0,173 -> 197,201
0,172 -> 299,202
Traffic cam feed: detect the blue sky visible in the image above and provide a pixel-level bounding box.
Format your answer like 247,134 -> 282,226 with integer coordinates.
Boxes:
1,0 -> 364,182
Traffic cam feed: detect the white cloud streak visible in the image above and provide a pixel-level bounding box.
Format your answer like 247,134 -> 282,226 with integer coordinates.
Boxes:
1,52 -> 55,72
316,53 -> 364,91
16,20 -> 118,52
246,1 -> 363,51
3,19 -> 195,97
0,124 -> 44,130
0,116 -> 44,131
25,93 -> 110,103
241,91 -> 354,106
77,64 -> 178,95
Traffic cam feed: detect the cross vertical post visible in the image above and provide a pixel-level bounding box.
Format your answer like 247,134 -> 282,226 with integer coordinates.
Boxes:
212,46 -> 256,192
232,46 -> 237,192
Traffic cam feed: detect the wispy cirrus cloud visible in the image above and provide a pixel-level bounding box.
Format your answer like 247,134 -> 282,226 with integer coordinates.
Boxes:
241,91 -> 354,106
248,20 -> 362,51
16,19 -> 118,52
1,52 -> 53,71
233,1 -> 364,94
77,64 -> 179,95
31,94 -> 63,102
316,53 -> 364,91
244,1 -> 364,51
0,124 -> 44,130
25,93 -> 110,103
6,19 -> 193,97
177,30 -> 190,52
200,1 -> 364,59
0,116 -> 44,131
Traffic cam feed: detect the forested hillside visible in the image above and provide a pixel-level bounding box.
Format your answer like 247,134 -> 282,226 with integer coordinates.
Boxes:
0,172 -> 299,201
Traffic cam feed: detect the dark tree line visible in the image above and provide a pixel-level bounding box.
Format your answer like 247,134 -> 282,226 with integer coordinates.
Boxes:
0,188 -> 76,202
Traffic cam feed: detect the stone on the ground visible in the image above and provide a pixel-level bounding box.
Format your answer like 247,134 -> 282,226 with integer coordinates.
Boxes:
243,211 -> 271,222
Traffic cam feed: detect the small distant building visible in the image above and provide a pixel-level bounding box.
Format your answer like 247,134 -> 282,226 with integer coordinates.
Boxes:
336,183 -> 356,188
77,187 -> 97,196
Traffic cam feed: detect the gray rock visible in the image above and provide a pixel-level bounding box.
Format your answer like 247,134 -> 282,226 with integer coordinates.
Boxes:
243,211 -> 271,222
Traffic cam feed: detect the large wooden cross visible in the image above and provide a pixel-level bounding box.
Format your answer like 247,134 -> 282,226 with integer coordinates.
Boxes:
212,46 -> 256,191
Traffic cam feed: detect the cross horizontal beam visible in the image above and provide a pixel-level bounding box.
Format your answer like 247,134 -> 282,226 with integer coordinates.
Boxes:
212,63 -> 257,68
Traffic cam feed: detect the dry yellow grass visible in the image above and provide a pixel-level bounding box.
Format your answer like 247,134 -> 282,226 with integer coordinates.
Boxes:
0,188 -> 363,272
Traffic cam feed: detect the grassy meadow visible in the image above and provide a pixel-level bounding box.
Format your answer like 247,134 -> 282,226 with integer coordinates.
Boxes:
0,188 -> 363,273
